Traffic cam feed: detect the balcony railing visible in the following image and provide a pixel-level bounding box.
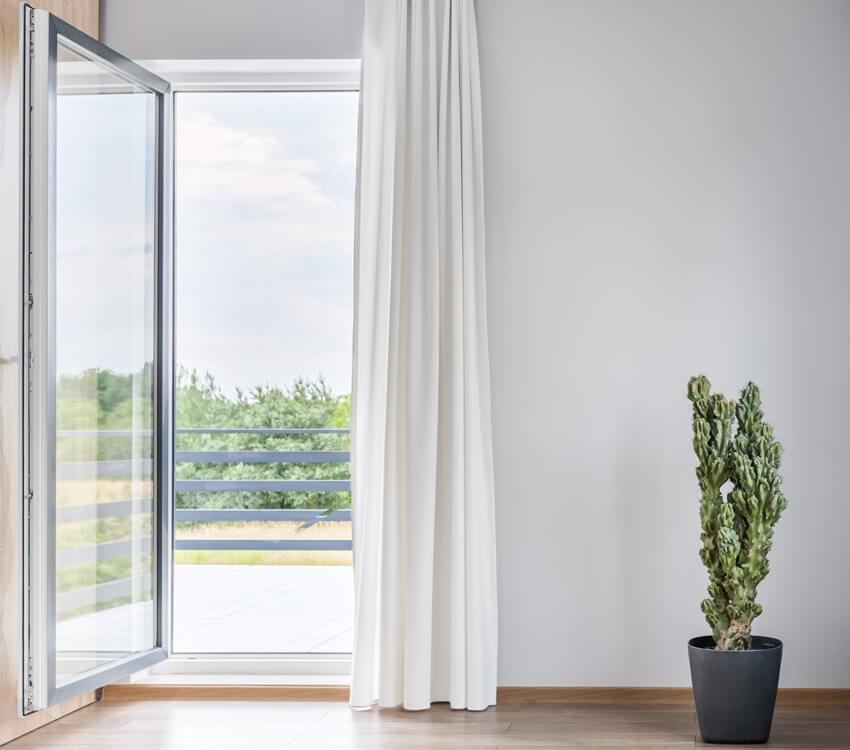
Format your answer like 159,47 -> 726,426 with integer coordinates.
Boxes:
55,427 -> 351,619
174,426 -> 351,552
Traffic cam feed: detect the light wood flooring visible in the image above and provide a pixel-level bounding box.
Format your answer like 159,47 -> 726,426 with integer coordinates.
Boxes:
5,689 -> 850,748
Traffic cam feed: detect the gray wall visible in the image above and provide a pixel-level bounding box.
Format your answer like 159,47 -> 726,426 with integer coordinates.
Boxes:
100,0 -> 363,59
477,0 -> 850,688
99,0 -> 850,687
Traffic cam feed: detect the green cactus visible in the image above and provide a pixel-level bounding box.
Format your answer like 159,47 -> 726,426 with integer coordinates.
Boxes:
687,376 -> 787,651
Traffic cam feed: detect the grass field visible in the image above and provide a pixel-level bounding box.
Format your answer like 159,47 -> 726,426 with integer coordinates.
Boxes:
57,478 -> 153,506
174,520 -> 352,566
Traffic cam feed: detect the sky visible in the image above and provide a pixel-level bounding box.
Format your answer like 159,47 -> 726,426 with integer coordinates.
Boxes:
174,91 -> 358,396
56,85 -> 156,385
56,87 -> 358,397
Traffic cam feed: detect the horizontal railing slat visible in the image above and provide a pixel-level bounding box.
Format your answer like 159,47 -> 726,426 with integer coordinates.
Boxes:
58,427 -> 348,437
57,458 -> 153,479
57,429 -> 153,438
57,537 -> 153,567
175,479 -> 350,493
175,450 -> 349,464
175,509 -> 351,522
57,498 -> 153,524
175,539 -> 351,551
177,428 -> 348,435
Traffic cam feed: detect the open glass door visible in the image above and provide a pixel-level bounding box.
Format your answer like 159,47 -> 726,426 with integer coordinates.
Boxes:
22,6 -> 172,711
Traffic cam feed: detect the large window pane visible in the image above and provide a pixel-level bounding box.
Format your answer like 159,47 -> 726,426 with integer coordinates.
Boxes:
173,91 -> 357,654
54,42 -> 157,682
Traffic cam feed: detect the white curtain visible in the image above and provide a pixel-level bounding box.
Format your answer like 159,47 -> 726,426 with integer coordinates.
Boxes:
350,0 -> 498,712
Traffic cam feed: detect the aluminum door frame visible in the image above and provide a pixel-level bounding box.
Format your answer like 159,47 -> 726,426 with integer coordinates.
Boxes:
21,5 -> 174,712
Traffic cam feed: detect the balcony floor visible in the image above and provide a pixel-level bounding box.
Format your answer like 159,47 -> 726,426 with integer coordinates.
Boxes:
56,565 -> 353,662
173,564 -> 354,654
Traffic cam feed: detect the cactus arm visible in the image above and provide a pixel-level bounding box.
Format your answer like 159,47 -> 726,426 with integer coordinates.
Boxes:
715,383 -> 787,650
688,377 -> 735,645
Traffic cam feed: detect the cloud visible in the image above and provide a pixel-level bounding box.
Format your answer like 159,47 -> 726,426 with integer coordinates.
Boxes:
178,113 -> 277,166
177,113 -> 331,207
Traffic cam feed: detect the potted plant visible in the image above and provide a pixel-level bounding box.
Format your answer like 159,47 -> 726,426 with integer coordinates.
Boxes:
686,376 -> 788,744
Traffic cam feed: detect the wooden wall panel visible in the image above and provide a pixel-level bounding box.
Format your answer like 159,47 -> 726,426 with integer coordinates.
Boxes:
0,1 -> 98,744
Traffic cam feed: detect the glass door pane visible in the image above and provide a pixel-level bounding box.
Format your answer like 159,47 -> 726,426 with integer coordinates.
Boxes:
23,8 -> 171,711
54,42 -> 157,684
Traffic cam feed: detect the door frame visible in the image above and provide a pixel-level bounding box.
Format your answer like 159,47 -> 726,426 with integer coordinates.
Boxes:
21,6 -> 174,711
141,58 -> 359,675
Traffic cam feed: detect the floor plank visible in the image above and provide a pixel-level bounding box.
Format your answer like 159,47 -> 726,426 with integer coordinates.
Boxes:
5,697 -> 850,748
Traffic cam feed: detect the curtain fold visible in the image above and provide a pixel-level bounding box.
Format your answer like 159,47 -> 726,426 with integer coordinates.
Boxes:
350,0 -> 497,712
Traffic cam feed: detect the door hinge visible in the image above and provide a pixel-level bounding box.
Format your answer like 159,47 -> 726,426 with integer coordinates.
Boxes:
24,657 -> 34,712
28,14 -> 35,60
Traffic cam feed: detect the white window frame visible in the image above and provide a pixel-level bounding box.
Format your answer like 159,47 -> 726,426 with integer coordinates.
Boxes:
139,58 -> 359,93
142,59 -> 359,681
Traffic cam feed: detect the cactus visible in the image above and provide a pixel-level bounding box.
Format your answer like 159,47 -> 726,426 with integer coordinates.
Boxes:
687,376 -> 787,651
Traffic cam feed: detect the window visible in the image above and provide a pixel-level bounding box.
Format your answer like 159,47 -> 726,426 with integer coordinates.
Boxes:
171,88 -> 358,655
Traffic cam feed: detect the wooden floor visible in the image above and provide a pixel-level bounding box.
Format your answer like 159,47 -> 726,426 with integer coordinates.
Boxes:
6,692 -> 850,748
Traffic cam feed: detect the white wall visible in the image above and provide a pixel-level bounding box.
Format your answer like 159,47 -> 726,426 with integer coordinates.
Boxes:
100,0 -> 363,59
99,0 -> 850,688
477,0 -> 850,688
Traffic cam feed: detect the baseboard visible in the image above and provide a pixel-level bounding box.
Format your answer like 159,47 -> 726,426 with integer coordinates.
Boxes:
102,682 -> 850,706
774,689 -> 850,706
496,686 -> 850,706
496,687 -> 694,704
102,684 -> 351,701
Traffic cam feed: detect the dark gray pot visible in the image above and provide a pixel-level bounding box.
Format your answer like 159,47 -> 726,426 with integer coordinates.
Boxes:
688,635 -> 782,744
